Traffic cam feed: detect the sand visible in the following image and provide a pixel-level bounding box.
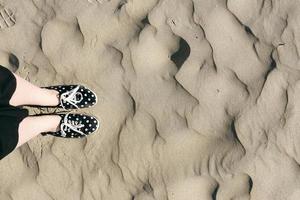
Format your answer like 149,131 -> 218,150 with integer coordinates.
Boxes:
0,0 -> 299,199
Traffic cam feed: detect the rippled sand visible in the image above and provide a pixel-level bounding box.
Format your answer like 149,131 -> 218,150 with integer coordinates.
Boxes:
0,0 -> 300,199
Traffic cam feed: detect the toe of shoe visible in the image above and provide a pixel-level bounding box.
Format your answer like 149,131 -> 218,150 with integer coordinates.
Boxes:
83,116 -> 99,134
80,85 -> 97,106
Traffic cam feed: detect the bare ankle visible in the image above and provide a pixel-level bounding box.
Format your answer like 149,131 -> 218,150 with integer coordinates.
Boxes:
49,115 -> 61,132
43,88 -> 59,106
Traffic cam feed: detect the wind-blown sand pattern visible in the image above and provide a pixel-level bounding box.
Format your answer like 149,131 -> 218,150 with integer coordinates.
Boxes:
0,0 -> 300,199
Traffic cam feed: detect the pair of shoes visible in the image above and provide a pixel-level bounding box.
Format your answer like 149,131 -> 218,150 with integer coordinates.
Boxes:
40,85 -> 99,139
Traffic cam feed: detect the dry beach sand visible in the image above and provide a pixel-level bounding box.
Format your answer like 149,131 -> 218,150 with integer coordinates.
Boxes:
0,0 -> 300,199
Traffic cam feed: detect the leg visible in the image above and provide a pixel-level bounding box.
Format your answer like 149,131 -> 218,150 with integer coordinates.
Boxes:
9,73 -> 60,107
15,115 -> 61,148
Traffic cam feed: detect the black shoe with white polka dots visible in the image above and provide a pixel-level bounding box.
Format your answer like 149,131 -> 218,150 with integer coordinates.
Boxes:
42,85 -> 97,110
41,113 -> 100,138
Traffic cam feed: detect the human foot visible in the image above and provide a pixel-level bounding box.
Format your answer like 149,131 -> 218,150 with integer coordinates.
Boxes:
41,88 -> 60,106
41,113 -> 99,138
0,6 -> 16,30
42,85 -> 97,110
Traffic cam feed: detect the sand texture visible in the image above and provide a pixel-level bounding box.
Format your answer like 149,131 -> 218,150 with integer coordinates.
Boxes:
0,0 -> 300,199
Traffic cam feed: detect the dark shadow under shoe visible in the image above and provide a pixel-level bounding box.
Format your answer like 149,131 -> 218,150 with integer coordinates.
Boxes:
41,85 -> 97,110
41,113 -> 100,138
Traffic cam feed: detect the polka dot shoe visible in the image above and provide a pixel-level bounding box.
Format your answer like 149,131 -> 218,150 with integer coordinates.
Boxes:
42,85 -> 97,110
41,113 -> 100,138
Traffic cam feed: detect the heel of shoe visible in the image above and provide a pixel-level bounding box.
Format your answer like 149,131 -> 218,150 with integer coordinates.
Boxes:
41,132 -> 48,136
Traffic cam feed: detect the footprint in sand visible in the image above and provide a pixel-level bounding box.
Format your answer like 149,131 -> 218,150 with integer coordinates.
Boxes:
0,5 -> 16,30
87,0 -> 110,5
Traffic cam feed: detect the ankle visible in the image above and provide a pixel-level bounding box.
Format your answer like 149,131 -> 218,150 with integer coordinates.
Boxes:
49,115 -> 62,132
44,88 -> 60,106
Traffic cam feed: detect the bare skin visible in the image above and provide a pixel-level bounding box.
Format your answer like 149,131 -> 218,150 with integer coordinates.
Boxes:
15,115 -> 61,149
9,73 -> 60,107
0,5 -> 62,149
9,73 -> 62,148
